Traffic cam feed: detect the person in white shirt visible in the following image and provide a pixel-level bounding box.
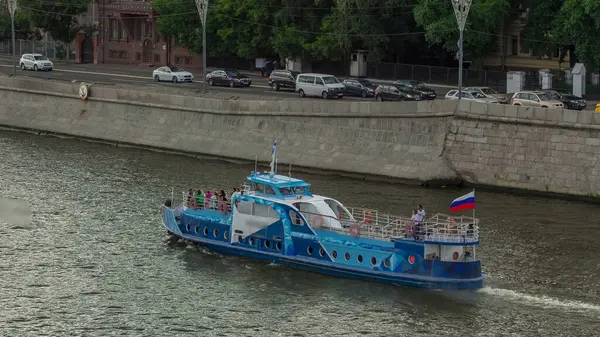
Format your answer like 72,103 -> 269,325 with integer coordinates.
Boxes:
417,205 -> 425,218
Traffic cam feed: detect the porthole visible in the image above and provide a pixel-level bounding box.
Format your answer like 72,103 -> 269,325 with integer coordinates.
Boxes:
264,240 -> 271,249
307,246 -> 313,255
213,229 -> 219,238
275,241 -> 282,251
357,255 -> 363,263
249,237 -> 255,245
237,235 -> 243,243
224,231 -> 229,240
319,248 -> 325,257
371,257 -> 377,266
186,224 -> 190,232
194,225 -> 199,234
332,250 -> 337,259
384,259 -> 391,268
203,227 -> 208,236
344,252 -> 350,261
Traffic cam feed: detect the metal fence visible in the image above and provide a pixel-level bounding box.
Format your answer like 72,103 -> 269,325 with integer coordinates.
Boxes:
0,39 -> 69,60
367,62 -> 507,93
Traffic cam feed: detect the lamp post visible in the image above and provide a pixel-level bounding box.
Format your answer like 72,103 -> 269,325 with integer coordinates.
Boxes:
194,0 -> 209,93
451,0 -> 472,100
7,0 -> 17,77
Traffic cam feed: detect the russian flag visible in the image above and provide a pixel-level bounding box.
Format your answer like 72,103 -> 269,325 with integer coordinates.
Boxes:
449,190 -> 475,212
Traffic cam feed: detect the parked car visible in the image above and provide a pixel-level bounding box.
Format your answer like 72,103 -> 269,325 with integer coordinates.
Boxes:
342,78 -> 377,98
296,73 -> 345,99
464,86 -> 508,104
511,91 -> 564,109
268,69 -> 299,91
206,69 -> 251,87
445,90 -> 498,104
374,85 -> 416,102
19,53 -> 53,71
541,89 -> 586,110
152,66 -> 194,83
393,80 -> 437,100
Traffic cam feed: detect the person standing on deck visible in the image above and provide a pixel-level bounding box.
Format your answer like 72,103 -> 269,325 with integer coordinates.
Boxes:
195,190 -> 204,209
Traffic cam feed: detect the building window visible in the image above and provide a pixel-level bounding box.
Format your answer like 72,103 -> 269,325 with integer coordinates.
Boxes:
136,52 -> 141,61
121,24 -> 128,41
109,50 -> 118,59
135,20 -> 142,41
511,36 -> 518,56
154,54 -> 160,64
110,19 -> 118,40
118,51 -> 128,59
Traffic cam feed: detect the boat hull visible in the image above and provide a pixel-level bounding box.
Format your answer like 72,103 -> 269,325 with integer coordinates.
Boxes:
162,207 -> 484,290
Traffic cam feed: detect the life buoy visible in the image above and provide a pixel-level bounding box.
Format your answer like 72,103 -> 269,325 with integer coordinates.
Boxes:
408,255 -> 416,264
313,215 -> 324,228
453,252 -> 459,260
349,222 -> 360,237
362,210 -> 373,224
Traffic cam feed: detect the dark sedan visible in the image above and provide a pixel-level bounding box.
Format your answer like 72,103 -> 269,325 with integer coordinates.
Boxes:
342,78 -> 377,98
374,85 -> 418,102
542,89 -> 586,110
393,80 -> 437,100
206,69 -> 252,87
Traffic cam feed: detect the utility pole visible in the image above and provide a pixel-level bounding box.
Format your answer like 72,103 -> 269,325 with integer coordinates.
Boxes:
194,0 -> 209,93
451,0 -> 472,100
7,0 -> 17,76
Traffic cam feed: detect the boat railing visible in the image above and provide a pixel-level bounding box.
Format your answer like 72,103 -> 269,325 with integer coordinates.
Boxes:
182,191 -> 233,215
348,208 -> 480,244
298,210 -> 406,241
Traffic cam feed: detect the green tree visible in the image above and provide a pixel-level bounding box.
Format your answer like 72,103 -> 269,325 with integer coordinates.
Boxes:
519,0 -> 565,64
0,10 -> 38,41
413,0 -> 511,67
19,0 -> 89,43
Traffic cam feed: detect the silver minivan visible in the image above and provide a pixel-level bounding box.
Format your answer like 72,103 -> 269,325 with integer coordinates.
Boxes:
296,73 -> 345,99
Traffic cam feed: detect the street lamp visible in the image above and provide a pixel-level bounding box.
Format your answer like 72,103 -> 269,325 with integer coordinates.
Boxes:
194,0 -> 209,93
451,0 -> 472,100
7,0 -> 17,76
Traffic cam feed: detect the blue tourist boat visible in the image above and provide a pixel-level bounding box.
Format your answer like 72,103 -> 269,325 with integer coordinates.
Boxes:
161,143 -> 484,289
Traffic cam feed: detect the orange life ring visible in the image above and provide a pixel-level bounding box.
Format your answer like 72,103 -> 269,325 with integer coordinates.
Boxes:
313,215 -> 324,228
452,252 -> 459,260
362,210 -> 373,223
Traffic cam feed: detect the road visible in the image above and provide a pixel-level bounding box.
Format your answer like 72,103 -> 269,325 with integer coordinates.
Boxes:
0,58 -> 454,102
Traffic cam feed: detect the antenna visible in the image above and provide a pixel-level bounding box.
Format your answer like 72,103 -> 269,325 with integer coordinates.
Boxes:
254,155 -> 258,174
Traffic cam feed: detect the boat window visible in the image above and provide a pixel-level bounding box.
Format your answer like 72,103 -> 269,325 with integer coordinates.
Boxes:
280,187 -> 293,196
252,182 -> 265,193
236,200 -> 253,215
289,210 -> 304,226
293,186 -> 306,194
253,203 -> 278,219
265,185 -> 275,195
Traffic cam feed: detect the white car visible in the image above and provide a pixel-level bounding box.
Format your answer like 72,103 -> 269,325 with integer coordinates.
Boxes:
19,53 -> 53,71
444,89 -> 498,103
295,73 -> 345,99
152,66 -> 194,83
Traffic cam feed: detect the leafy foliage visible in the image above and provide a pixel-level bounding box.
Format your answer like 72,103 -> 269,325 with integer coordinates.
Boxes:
413,0 -> 512,66
19,0 -> 89,43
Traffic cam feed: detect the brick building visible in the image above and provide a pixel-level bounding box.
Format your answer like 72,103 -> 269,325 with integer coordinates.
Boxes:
74,0 -> 202,67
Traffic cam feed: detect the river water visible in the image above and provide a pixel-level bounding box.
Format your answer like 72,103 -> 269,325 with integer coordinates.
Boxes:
0,129 -> 598,337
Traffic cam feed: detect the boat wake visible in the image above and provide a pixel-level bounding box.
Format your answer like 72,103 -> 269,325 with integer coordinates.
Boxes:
478,286 -> 600,314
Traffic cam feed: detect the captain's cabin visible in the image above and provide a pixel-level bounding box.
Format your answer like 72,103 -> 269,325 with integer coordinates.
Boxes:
245,172 -> 353,230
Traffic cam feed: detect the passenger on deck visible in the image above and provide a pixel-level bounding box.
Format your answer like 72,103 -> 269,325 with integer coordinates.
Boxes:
211,191 -> 219,209
217,195 -> 229,214
195,190 -> 204,209
187,189 -> 195,207
417,205 -> 425,218
413,208 -> 424,242
204,191 -> 213,209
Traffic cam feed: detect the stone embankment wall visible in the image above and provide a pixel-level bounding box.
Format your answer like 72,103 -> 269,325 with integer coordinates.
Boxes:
0,75 -> 599,197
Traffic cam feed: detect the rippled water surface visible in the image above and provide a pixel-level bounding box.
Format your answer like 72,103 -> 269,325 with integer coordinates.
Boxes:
0,130 -> 599,337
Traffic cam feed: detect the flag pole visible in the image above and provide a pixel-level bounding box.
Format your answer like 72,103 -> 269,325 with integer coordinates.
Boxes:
472,189 -> 476,225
